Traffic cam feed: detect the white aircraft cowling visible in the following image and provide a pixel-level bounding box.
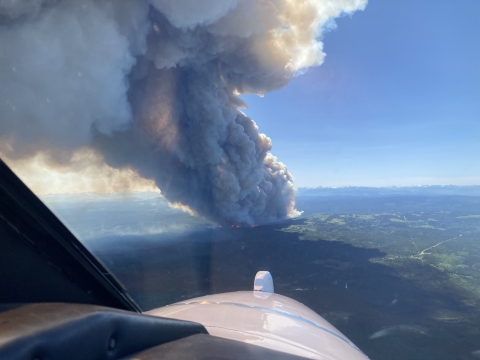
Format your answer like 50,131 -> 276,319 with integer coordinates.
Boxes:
146,290 -> 369,360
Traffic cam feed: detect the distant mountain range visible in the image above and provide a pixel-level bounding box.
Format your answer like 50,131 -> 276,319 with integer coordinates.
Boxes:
296,185 -> 480,197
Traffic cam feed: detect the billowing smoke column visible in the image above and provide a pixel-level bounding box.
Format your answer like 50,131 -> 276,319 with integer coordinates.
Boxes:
0,0 -> 367,226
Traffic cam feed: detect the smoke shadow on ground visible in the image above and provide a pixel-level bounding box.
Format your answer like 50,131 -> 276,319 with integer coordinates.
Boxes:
90,217 -> 480,360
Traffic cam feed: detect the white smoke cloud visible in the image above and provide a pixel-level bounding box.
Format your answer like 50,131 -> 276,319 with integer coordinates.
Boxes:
0,0 -> 150,155
0,0 -> 367,226
149,0 -> 238,29
0,0 -> 55,19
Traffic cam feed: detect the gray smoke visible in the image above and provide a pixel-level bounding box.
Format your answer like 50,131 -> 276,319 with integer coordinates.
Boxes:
0,0 -> 367,226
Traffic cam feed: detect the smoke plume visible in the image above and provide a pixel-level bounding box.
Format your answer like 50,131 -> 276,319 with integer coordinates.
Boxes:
0,0 -> 367,226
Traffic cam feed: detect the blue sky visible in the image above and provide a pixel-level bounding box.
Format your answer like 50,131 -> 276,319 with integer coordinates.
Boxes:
243,0 -> 480,187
